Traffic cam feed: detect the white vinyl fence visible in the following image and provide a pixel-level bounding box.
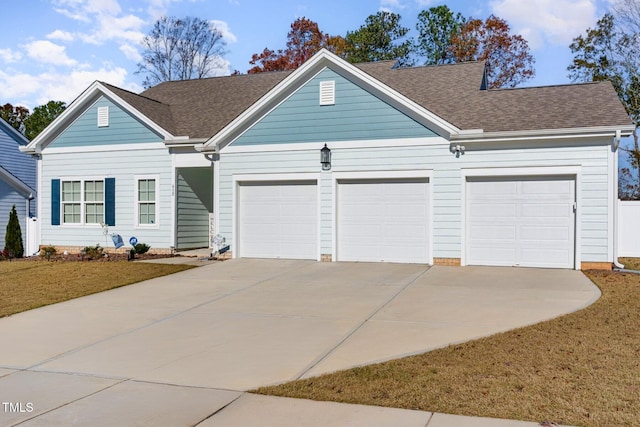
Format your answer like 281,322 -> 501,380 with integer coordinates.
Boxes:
618,200 -> 640,257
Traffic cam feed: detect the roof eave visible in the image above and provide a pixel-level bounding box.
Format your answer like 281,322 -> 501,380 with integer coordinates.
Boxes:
0,166 -> 34,197
450,125 -> 636,143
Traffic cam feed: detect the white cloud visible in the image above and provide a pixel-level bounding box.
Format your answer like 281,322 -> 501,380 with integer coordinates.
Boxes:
414,0 -> 438,7
53,0 -> 145,46
0,66 -> 134,108
24,40 -> 78,67
490,0 -> 598,49
47,30 -> 75,42
211,20 -> 237,43
0,48 -> 22,63
120,44 -> 142,62
380,0 -> 407,10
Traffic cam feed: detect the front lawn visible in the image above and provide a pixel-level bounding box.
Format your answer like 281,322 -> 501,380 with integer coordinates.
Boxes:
620,257 -> 640,270
255,269 -> 640,427
0,260 -> 193,317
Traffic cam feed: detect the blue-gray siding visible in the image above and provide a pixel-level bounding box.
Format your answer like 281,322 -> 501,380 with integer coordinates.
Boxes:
40,148 -> 173,249
176,168 -> 212,249
49,96 -> 163,148
0,180 -> 28,249
232,68 -> 436,146
0,120 -> 36,237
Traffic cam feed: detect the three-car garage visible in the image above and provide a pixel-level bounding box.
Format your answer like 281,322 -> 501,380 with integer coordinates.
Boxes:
234,172 -> 577,269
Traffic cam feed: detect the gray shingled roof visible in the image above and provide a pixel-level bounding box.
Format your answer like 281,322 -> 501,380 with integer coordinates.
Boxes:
140,71 -> 293,138
102,60 -> 632,139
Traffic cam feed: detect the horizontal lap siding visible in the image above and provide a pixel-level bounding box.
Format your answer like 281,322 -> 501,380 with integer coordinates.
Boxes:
232,68 -> 435,146
0,180 -> 28,247
41,148 -> 172,249
176,169 -> 211,249
219,139 -> 611,262
50,97 -> 162,148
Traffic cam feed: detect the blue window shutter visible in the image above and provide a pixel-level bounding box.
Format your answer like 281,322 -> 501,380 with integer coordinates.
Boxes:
105,178 -> 116,226
51,179 -> 60,226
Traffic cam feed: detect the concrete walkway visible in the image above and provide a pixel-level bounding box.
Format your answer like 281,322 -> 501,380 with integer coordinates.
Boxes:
0,259 -> 598,426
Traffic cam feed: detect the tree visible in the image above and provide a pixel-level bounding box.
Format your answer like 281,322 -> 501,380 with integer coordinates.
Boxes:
415,5 -> 466,65
344,11 -> 413,65
568,13 -> 640,198
0,103 -> 30,134
136,16 -> 227,88
24,101 -> 66,141
248,17 -> 346,73
449,15 -> 535,88
4,205 -> 24,258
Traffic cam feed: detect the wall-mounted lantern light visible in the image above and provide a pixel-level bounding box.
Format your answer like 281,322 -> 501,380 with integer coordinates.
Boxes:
321,143 -> 331,171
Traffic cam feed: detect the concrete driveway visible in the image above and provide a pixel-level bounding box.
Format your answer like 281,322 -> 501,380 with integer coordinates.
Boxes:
0,259 -> 599,426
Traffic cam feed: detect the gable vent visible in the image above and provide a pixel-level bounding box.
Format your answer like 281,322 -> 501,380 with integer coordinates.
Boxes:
97,106 -> 109,127
319,80 -> 335,106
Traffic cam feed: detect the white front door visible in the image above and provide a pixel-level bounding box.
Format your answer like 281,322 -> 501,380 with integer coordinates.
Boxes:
238,181 -> 317,260
466,176 -> 576,268
337,178 -> 430,263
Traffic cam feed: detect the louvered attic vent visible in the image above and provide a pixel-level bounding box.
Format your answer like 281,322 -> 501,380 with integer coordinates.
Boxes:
97,106 -> 109,127
319,80 -> 335,105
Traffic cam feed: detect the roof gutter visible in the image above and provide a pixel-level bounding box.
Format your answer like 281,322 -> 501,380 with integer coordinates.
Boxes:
164,137 -> 209,148
451,125 -> 636,143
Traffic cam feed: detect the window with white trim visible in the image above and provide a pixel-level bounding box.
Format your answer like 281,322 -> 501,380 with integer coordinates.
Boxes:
137,177 -> 158,226
61,179 -> 104,224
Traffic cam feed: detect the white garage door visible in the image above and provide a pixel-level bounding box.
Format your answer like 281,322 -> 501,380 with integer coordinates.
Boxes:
466,176 -> 575,269
238,181 -> 317,260
338,178 -> 430,263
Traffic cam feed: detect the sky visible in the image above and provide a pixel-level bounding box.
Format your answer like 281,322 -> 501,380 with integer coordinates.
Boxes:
0,0 -> 618,110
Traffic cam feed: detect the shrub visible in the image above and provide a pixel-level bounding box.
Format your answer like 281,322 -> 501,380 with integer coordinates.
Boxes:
40,245 -> 57,261
133,243 -> 150,255
82,244 -> 104,260
4,205 -> 24,258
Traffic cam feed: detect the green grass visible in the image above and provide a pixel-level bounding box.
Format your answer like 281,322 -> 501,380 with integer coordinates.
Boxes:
0,260 -> 194,317
255,269 -> 640,427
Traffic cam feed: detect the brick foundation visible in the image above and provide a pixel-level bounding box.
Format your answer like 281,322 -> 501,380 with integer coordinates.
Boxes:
581,262 -> 613,270
321,254 -> 332,262
433,257 -> 461,266
213,251 -> 233,260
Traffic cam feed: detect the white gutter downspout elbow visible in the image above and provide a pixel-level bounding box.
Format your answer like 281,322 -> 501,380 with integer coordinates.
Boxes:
613,130 -> 624,269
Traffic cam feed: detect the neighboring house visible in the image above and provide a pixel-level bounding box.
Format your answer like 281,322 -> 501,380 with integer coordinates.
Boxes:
0,118 -> 36,254
22,50 -> 634,269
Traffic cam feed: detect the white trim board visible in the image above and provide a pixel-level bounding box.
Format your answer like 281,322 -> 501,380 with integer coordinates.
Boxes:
221,137 -> 448,154
45,142 -> 167,154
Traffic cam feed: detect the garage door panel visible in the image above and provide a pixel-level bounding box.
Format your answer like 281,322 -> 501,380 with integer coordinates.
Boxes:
521,180 -> 572,195
520,248 -> 571,267
469,179 -> 518,196
468,247 -> 516,265
521,203 -> 570,218
338,179 -> 429,264
470,202 -> 517,217
470,225 -> 517,240
520,225 -> 571,240
467,176 -> 575,269
239,181 -> 317,260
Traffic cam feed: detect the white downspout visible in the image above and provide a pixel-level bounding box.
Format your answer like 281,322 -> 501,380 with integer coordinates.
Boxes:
613,130 -> 624,269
